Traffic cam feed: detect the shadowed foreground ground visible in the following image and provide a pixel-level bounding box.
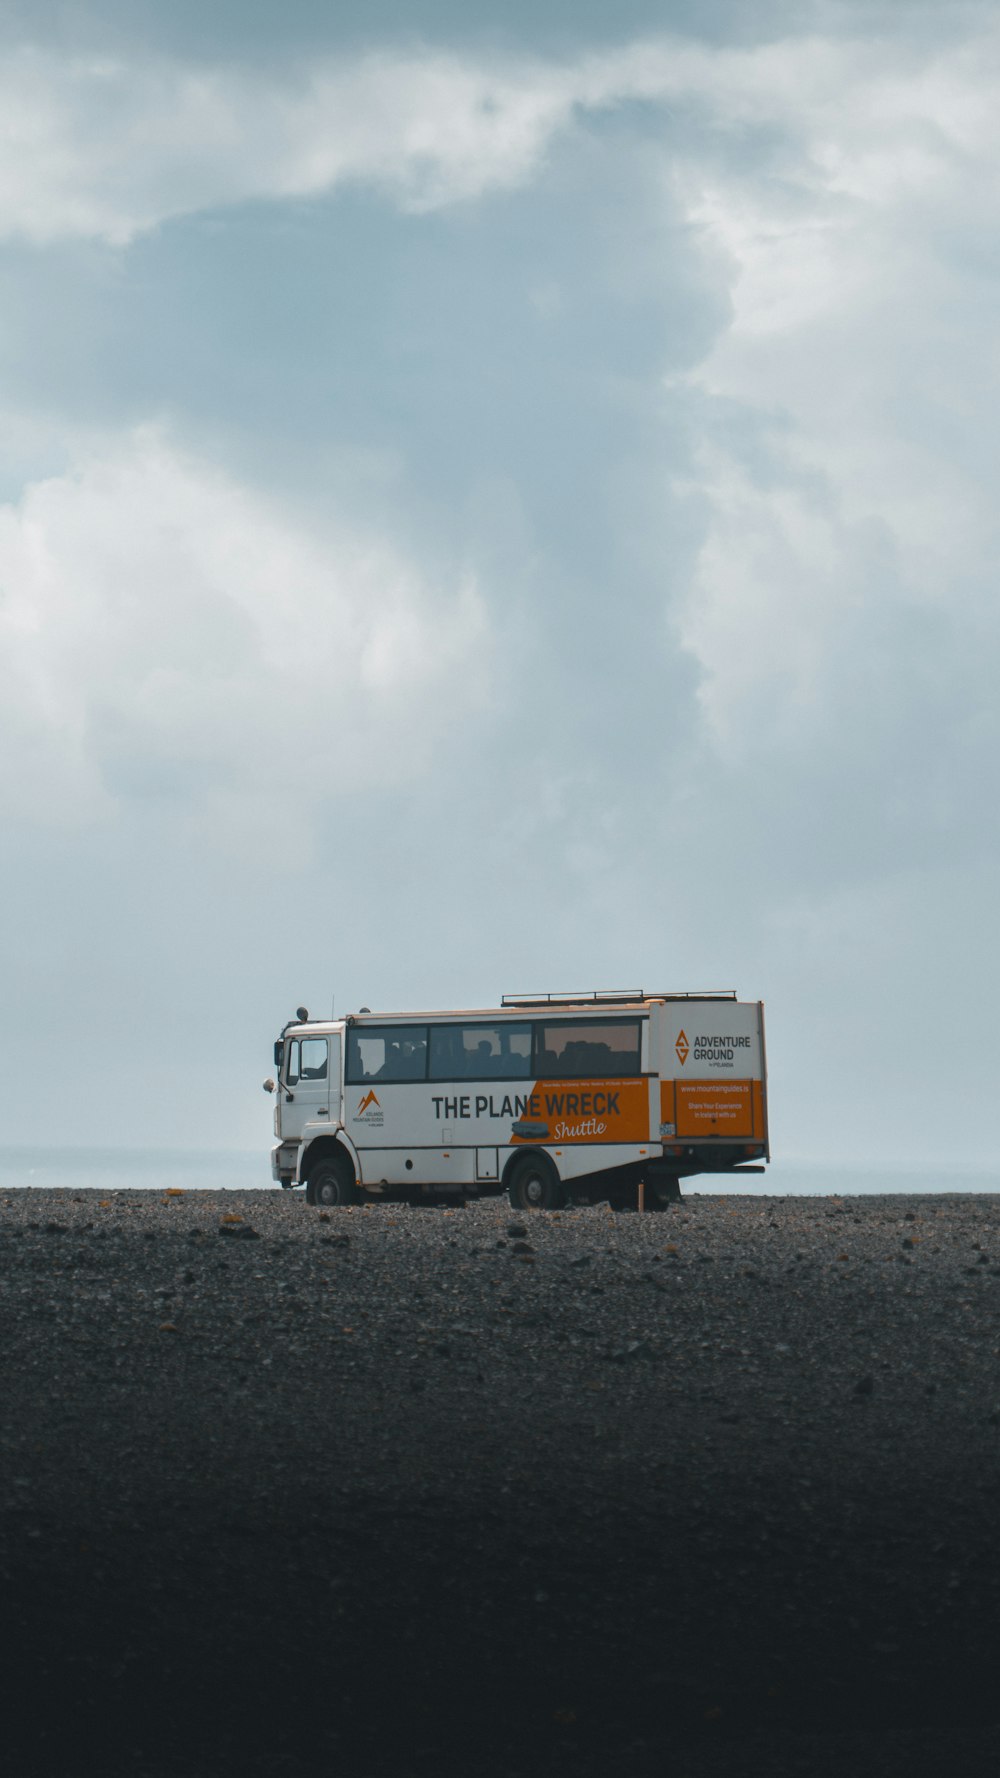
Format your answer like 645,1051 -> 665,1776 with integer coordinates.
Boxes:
3,1189 -> 1000,1775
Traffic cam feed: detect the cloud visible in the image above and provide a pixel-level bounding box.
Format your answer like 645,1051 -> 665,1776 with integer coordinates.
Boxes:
2,26 -> 1000,244
4,23 -> 998,842
642,29 -> 1000,891
0,429 -> 489,839
0,44 -> 585,244
5,22 -> 996,849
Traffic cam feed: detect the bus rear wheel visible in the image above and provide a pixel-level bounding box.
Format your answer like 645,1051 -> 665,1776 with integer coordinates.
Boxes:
507,1153 -> 564,1212
646,1172 -> 682,1209
307,1157 -> 358,1208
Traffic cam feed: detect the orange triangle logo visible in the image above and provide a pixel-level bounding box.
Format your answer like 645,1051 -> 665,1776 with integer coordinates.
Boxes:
675,1030 -> 689,1065
358,1089 -> 381,1113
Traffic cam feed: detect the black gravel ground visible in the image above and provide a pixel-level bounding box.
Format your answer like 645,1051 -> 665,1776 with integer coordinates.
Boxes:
3,1187 -> 1000,1777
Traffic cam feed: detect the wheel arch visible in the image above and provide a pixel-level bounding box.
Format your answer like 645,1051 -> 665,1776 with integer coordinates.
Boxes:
500,1146 -> 559,1192
299,1132 -> 358,1186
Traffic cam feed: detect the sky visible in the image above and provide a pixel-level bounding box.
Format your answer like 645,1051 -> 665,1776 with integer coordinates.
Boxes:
2,0 -> 999,1169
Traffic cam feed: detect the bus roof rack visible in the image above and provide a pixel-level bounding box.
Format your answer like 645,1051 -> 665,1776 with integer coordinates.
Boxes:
502,990 -> 642,1007
501,989 -> 737,1007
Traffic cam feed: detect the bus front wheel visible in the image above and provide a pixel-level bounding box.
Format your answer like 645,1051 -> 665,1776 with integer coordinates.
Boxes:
507,1153 -> 564,1212
307,1157 -> 358,1208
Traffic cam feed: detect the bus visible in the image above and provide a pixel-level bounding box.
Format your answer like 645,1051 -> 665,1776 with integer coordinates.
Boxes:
264,989 -> 768,1210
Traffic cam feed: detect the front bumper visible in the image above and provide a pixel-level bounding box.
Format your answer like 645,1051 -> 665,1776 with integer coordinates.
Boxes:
270,1142 -> 299,1184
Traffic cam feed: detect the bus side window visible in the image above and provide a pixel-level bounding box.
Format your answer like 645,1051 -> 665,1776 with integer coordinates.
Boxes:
382,1043 -> 409,1079
346,1027 -> 429,1082
429,1027 -> 461,1078
429,1022 -> 532,1080
535,1022 -> 642,1078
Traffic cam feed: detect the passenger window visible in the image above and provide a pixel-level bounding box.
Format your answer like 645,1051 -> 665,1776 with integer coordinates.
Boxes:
353,1036 -> 385,1079
535,1021 -> 642,1078
346,1027 -> 428,1083
429,1023 -> 532,1080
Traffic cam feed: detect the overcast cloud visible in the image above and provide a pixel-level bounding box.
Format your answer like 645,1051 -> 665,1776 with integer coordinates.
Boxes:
2,1 -> 998,1170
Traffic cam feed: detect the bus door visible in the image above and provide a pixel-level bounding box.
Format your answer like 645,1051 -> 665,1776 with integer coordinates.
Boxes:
282,1034 -> 335,1145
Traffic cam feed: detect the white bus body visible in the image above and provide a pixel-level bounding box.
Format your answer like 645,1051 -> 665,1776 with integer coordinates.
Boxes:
266,991 -> 768,1210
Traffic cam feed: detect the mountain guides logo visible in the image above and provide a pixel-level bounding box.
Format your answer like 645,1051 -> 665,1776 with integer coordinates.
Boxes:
354,1088 -> 383,1128
675,1030 -> 689,1065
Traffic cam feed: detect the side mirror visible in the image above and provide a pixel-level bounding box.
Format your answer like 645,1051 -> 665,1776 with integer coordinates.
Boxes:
273,1040 -> 285,1068
263,1078 -> 275,1094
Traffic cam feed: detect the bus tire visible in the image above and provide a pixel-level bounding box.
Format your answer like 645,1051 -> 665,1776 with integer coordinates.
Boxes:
308,1157 -> 358,1208
507,1153 -> 564,1212
647,1173 -> 682,1209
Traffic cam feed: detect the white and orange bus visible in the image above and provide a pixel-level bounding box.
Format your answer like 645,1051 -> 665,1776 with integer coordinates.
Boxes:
264,990 -> 768,1209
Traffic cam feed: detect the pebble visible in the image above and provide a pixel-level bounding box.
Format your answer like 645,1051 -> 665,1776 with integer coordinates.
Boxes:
3,1185 -> 1000,1777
